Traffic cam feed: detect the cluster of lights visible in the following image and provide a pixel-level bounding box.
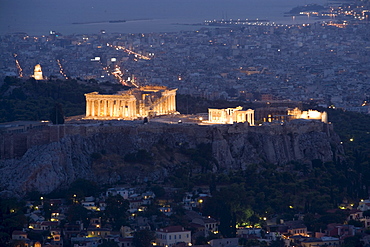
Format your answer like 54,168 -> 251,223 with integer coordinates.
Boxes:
56,59 -> 68,79
205,18 -> 269,25
107,43 -> 151,60
13,54 -> 23,78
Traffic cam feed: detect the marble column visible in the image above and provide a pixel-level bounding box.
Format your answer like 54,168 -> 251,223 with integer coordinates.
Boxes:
172,95 -> 175,111
163,97 -> 167,114
168,96 -> 171,112
119,101 -> 123,118
102,100 -> 106,117
130,101 -> 135,118
86,100 -> 90,117
85,100 -> 89,117
112,100 -> 116,117
109,100 -> 113,117
91,100 -> 95,117
128,101 -> 131,118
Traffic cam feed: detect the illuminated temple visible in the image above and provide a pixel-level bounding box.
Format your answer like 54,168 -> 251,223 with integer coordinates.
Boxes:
207,106 -> 328,125
84,86 -> 177,120
208,106 -> 255,125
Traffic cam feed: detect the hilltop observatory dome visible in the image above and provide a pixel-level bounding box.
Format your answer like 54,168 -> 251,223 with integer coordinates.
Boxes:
33,64 -> 43,80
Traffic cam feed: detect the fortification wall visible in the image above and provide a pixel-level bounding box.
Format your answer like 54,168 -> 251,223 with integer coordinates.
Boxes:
0,120 -> 333,160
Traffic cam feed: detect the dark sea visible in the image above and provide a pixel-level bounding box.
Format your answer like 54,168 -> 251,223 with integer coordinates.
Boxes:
0,0 -> 327,36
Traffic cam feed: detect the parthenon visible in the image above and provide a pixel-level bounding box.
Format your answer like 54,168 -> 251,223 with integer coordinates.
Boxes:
84,86 -> 177,120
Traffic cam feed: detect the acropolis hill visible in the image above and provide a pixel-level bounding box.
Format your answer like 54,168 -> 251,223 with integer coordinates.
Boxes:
0,118 -> 342,196
0,85 -> 341,196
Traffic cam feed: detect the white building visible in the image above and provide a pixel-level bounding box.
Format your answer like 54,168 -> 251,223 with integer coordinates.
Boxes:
358,199 -> 370,212
209,238 -> 239,247
106,188 -> 134,199
192,217 -> 219,237
155,226 -> 191,247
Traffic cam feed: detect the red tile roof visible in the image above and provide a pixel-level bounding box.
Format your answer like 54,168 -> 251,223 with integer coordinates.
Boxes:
158,225 -> 189,233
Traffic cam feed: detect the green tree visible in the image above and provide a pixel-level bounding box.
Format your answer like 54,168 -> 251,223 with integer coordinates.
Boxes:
341,235 -> 363,247
67,204 -> 89,225
363,210 -> 370,217
105,195 -> 129,230
68,179 -> 99,199
150,185 -> 166,198
132,229 -> 155,247
270,238 -> 285,247
0,232 -> 10,247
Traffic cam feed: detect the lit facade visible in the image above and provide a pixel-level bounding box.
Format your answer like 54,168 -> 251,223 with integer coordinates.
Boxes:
288,107 -> 328,123
84,86 -> 177,120
208,106 -> 255,125
155,226 -> 191,247
33,64 -> 43,80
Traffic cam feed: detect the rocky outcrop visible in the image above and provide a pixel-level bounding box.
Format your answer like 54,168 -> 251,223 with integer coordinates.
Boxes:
0,120 -> 343,196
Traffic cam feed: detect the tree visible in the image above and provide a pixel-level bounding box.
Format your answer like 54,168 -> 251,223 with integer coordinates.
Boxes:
105,195 -> 129,230
0,232 -> 10,247
68,179 -> 99,199
341,236 -> 363,247
347,220 -> 364,227
363,210 -> 370,217
150,185 -> 165,198
132,229 -> 155,247
49,103 -> 65,124
249,214 -> 260,228
270,238 -> 285,247
67,204 -> 89,225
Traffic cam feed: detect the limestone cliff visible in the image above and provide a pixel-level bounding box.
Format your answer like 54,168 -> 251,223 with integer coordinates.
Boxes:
0,120 -> 343,196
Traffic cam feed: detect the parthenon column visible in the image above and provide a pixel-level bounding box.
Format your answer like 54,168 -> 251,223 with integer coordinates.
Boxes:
89,100 -> 93,116
86,100 -> 90,117
109,100 -> 114,117
174,95 -> 176,111
170,96 -> 173,111
122,101 -> 126,118
98,100 -> 101,117
168,97 -> 171,113
130,101 -> 135,118
127,101 -> 131,118
118,101 -> 123,118
164,97 -> 167,114
113,100 -> 116,117
171,95 -> 175,111
112,100 -> 116,117
128,101 -> 131,118
103,100 -> 107,117
91,100 -> 95,117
